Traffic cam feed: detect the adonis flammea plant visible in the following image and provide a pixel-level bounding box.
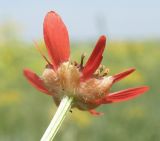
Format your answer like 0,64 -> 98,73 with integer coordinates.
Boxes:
23,11 -> 149,140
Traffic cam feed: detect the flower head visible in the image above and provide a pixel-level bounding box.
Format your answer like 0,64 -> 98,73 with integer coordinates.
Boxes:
23,11 -> 149,116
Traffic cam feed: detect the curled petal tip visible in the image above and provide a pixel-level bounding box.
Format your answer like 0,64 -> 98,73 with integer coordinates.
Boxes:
112,68 -> 136,83
48,11 -> 55,14
100,35 -> 106,42
46,11 -> 59,18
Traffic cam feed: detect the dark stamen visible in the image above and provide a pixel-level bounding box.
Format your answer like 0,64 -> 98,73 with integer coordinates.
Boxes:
99,65 -> 104,73
70,110 -> 73,113
80,53 -> 86,69
73,61 -> 78,66
102,68 -> 110,76
45,64 -> 53,69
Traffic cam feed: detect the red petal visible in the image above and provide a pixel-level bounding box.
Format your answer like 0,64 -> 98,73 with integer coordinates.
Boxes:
111,68 -> 135,83
89,109 -> 104,116
103,86 -> 149,103
82,35 -> 106,80
23,69 -> 51,95
43,11 -> 70,69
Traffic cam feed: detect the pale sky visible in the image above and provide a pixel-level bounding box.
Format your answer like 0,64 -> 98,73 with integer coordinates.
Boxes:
0,0 -> 160,41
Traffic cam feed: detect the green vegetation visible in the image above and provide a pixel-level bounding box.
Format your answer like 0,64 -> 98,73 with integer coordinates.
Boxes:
0,36 -> 159,141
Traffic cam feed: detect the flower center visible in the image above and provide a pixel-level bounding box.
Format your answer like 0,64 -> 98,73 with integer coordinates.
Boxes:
57,62 -> 81,94
42,61 -> 81,97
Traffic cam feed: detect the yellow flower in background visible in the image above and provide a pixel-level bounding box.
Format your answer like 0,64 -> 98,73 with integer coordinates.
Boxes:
0,92 -> 21,107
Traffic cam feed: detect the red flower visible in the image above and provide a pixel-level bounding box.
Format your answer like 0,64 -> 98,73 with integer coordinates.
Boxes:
23,11 -> 149,116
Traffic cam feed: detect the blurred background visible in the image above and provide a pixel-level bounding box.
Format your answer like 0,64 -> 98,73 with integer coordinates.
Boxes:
0,0 -> 160,141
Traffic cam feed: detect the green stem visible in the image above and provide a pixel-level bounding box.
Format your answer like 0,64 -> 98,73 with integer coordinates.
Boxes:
41,96 -> 73,141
